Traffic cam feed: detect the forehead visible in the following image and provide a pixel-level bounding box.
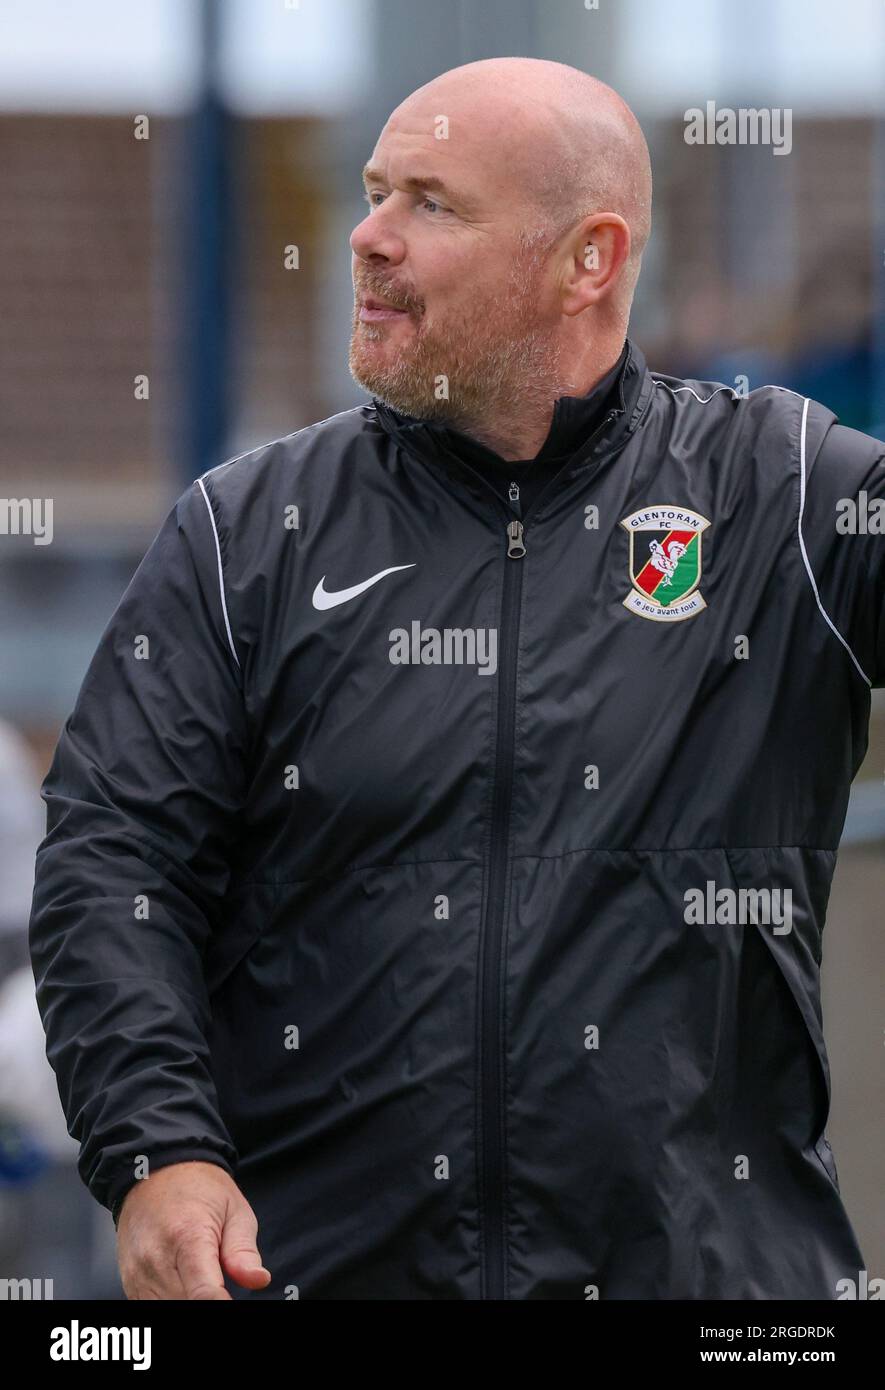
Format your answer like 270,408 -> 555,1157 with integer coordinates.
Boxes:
367,95 -> 531,204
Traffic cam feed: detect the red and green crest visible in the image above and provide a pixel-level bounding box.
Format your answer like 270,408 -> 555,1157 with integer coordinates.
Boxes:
619,505 -> 710,622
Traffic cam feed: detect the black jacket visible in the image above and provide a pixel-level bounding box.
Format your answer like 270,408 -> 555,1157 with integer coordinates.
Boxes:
29,338 -> 885,1298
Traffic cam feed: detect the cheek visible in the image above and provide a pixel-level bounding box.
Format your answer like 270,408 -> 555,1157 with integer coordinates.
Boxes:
416,236 -> 488,302
414,230 -> 525,330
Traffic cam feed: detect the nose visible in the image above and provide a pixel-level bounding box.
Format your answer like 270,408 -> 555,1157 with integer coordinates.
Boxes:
350,200 -> 407,267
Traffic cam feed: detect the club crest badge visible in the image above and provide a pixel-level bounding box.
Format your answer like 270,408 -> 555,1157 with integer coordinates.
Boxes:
619,505 -> 710,622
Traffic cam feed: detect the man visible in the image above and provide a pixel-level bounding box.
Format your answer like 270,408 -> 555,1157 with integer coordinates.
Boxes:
29,58 -> 884,1300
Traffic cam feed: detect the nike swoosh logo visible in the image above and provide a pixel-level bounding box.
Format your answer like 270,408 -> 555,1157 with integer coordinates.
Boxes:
311,563 -> 416,610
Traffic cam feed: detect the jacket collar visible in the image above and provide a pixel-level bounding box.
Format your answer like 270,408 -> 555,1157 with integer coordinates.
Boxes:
371,336 -> 654,507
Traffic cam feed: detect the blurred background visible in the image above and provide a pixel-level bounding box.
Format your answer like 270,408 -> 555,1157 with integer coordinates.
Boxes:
0,0 -> 882,1298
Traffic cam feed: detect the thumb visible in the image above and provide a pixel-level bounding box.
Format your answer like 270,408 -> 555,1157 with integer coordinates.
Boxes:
219,1203 -> 272,1290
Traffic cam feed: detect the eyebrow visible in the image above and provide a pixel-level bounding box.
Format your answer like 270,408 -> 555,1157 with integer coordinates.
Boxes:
361,165 -> 466,205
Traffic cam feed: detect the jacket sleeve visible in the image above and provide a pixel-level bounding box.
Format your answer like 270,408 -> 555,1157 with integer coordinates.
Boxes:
28,476 -> 248,1224
801,413 -> 885,689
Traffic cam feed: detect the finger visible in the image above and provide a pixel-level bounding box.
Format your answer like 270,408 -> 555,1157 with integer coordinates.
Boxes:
173,1231 -> 233,1300
220,1205 -> 272,1290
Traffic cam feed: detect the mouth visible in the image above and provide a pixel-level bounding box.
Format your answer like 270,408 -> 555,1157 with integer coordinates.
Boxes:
358,293 -> 413,323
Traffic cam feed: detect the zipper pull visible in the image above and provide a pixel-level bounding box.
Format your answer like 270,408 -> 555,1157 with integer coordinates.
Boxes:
506,518 -> 526,558
508,480 -> 521,517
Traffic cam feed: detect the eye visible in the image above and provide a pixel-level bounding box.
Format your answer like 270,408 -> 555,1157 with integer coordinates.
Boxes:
362,190 -> 447,214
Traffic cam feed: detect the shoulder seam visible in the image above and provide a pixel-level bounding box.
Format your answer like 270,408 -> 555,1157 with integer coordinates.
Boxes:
795,396 -> 872,688
654,380 -> 740,404
196,477 -> 241,671
654,380 -> 810,405
199,407 -> 368,481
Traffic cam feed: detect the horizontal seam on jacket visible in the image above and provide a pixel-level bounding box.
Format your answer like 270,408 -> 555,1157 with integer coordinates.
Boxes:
239,856 -> 485,885
64,822 -> 229,922
236,844 -> 837,884
510,843 -> 838,860
63,974 -> 210,1010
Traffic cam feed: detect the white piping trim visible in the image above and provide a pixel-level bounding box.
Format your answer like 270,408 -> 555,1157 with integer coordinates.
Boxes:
767,384 -> 806,401
655,381 -> 740,404
196,477 -> 241,671
657,379 -> 809,406
796,396 -> 871,687
199,407 -> 368,480
200,435 -> 294,480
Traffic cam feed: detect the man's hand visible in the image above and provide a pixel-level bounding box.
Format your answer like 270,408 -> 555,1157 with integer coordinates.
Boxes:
116,1161 -> 272,1299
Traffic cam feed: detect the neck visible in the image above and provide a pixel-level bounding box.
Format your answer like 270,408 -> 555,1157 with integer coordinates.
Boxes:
456,339 -> 625,461
465,412 -> 564,462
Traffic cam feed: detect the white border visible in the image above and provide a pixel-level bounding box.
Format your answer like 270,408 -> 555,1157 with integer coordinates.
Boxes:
196,477 -> 241,671
796,396 -> 871,687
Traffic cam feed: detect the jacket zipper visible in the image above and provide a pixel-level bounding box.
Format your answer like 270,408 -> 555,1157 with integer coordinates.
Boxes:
425,419 -> 617,1299
478,500 -> 526,1298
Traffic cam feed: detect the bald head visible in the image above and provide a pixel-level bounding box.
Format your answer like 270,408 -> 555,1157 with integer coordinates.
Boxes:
397,58 -> 653,308
349,59 -> 652,450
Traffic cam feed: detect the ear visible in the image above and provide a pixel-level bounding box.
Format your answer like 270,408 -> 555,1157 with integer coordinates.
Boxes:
560,212 -> 631,316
